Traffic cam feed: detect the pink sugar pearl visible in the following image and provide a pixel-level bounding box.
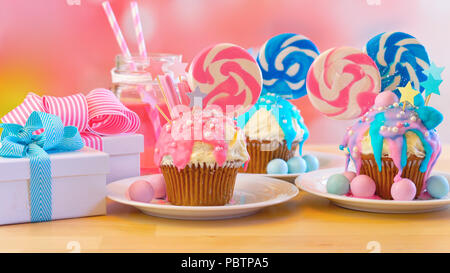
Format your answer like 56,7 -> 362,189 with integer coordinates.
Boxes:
374,91 -> 399,107
391,178 -> 417,201
342,171 -> 357,182
147,174 -> 167,199
350,175 -> 376,197
128,180 -> 154,203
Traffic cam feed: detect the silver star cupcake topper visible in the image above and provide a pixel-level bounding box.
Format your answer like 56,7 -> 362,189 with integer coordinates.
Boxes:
187,87 -> 207,108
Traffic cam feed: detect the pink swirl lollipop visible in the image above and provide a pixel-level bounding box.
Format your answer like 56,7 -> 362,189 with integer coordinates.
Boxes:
188,43 -> 262,116
306,47 -> 381,120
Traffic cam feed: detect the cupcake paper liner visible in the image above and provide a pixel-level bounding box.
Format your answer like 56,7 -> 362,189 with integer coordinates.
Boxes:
239,138 -> 299,173
360,154 -> 426,200
160,162 -> 240,206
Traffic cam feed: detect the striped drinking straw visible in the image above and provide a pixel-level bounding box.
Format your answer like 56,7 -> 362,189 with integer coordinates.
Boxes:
102,1 -> 136,71
102,1 -> 170,125
130,1 -> 147,59
129,1 -> 181,117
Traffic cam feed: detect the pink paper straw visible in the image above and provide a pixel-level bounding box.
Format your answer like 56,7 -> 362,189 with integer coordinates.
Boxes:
161,74 -> 181,109
130,1 -> 147,58
102,0 -> 166,134
102,1 -> 136,71
177,80 -> 191,106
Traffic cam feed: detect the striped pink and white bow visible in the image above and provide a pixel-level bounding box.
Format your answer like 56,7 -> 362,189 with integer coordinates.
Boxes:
1,88 -> 140,151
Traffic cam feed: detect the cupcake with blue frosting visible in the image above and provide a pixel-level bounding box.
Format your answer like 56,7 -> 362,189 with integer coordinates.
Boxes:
237,33 -> 319,173
237,93 -> 309,173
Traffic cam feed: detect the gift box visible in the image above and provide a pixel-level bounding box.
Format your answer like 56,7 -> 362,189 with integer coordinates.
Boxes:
102,134 -> 144,183
0,111 -> 109,226
0,147 -> 109,226
1,89 -> 143,184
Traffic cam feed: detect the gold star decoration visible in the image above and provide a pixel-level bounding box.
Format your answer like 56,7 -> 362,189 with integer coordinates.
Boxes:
398,82 -> 420,108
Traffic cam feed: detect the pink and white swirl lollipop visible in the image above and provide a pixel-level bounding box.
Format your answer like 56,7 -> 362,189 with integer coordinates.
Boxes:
306,47 -> 381,120
188,43 -> 262,116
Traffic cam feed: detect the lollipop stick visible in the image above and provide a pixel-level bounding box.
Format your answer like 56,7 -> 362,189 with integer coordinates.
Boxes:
155,104 -> 171,123
156,76 -> 173,118
138,86 -> 170,126
425,95 -> 431,106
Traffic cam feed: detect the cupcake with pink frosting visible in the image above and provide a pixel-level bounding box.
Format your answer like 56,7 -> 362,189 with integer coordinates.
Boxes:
340,91 -> 443,200
154,106 -> 250,206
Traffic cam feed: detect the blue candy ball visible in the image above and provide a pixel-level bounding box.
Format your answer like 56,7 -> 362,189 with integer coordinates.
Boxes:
266,159 -> 288,174
286,156 -> 307,174
426,175 -> 449,199
326,174 -> 350,195
303,154 -> 319,172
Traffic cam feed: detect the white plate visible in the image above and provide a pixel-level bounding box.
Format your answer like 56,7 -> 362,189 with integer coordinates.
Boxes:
257,151 -> 345,183
296,167 -> 450,214
107,174 -> 299,220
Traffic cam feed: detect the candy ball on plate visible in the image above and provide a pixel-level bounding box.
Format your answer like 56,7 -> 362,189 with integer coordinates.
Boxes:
350,175 -> 376,197
287,156 -> 307,174
267,159 -> 288,174
326,174 -> 350,195
343,171 -> 357,182
128,180 -> 154,203
391,179 -> 417,201
426,175 -> 449,199
303,154 -> 319,172
374,91 -> 398,107
148,174 -> 167,199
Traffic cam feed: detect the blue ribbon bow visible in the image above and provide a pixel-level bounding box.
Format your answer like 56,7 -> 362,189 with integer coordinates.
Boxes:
0,111 -> 84,222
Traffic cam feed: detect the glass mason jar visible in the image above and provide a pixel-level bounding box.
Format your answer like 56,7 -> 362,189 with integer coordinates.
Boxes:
111,53 -> 182,174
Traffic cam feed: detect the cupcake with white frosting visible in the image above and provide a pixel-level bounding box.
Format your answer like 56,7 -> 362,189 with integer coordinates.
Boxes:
237,93 -> 308,173
154,106 -> 249,206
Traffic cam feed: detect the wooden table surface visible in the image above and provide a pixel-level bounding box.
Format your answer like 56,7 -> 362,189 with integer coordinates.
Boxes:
1,145 -> 449,253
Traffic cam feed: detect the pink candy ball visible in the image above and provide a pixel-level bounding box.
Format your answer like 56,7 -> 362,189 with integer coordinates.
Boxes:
128,180 -> 154,203
374,91 -> 399,107
350,175 -> 376,197
342,171 -> 357,182
148,174 -> 167,199
391,179 -> 417,201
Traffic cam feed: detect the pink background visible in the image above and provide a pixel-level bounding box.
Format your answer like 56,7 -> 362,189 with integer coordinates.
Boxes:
0,0 -> 448,143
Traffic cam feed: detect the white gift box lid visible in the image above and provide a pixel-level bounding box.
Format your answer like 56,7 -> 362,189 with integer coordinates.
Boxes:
0,147 -> 109,181
102,134 -> 144,156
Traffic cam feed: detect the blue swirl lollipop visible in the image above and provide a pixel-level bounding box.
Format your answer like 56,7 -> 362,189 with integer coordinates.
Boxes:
364,32 -> 430,95
257,33 -> 319,99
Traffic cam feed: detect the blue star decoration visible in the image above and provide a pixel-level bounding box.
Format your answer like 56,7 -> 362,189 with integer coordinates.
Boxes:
186,87 -> 207,108
422,74 -> 443,97
424,62 -> 444,80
